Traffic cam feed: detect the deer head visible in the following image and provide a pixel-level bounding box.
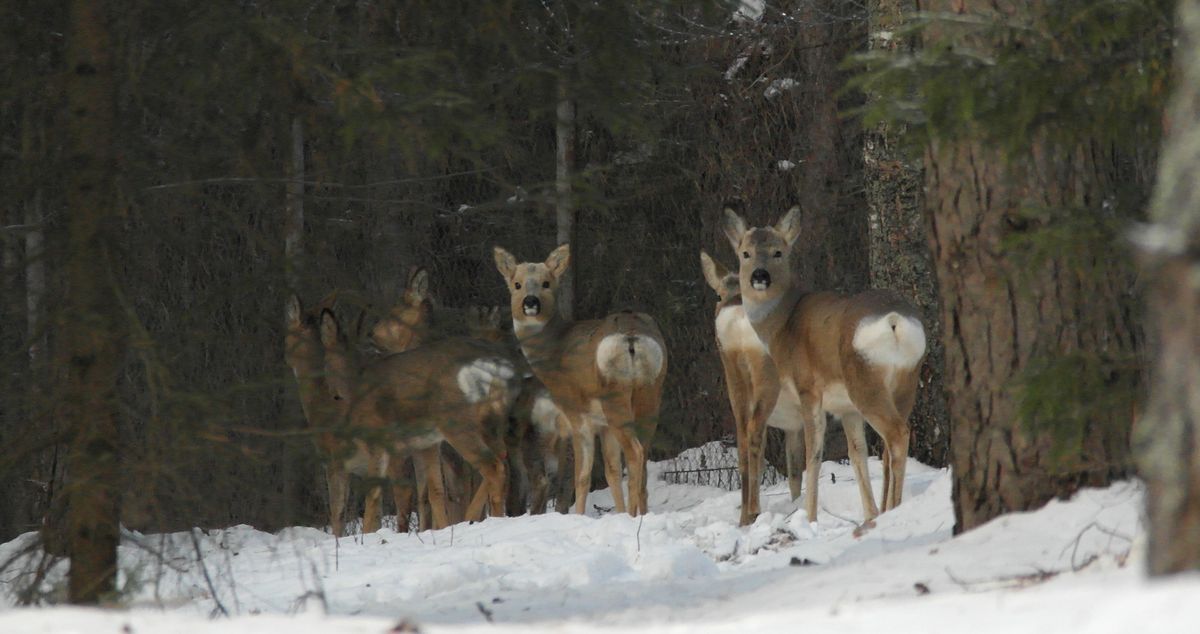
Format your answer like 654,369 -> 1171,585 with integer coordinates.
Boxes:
493,244 -> 570,336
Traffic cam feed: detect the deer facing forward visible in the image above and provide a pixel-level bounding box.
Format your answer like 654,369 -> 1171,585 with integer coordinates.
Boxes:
722,207 -> 926,522
493,244 -> 667,517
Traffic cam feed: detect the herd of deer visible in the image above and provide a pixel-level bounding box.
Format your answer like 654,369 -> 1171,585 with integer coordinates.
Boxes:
283,208 -> 927,536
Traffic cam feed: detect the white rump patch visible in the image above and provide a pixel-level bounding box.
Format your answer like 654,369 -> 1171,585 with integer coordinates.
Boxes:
531,393 -> 563,437
456,357 -> 517,403
715,305 -> 766,353
852,312 -> 926,369
596,334 -> 665,385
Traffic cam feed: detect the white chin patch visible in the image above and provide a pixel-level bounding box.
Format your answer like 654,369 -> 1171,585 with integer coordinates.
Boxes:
523,305 -> 540,316
751,280 -> 769,291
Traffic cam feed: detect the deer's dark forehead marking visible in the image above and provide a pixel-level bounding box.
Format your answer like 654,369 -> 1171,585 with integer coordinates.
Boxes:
746,228 -> 782,247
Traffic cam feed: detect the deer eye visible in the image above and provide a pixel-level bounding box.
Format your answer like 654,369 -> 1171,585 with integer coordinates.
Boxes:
742,251 -> 750,259
542,281 -> 550,289
514,282 -> 522,290
774,250 -> 783,258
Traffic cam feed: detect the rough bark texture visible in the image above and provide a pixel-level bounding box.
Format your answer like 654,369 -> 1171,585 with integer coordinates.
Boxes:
61,0 -> 124,604
865,0 -> 948,466
1135,1 -> 1200,576
924,0 -> 1141,535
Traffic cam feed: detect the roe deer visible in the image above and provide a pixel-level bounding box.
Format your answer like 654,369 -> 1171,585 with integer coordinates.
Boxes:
493,244 -> 667,516
466,304 -> 572,515
285,294 -> 358,535
320,309 -> 520,529
700,251 -> 805,526
722,208 -> 926,522
368,268 -> 474,530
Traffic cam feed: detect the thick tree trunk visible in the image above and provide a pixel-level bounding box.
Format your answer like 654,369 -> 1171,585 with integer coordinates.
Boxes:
925,0 -> 1141,535
61,0 -> 124,604
555,79 -> 576,321
1135,1 -> 1200,576
865,0 -> 947,466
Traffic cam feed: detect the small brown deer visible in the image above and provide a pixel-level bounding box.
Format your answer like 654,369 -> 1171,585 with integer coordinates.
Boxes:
466,304 -> 572,515
285,294 -> 357,535
285,273 -> 434,535
493,244 -> 667,516
722,208 -> 926,521
700,251 -> 806,526
367,268 -> 474,530
320,308 -> 520,529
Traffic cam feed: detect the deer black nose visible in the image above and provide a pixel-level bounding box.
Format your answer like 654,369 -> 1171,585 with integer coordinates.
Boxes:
522,295 -> 541,315
750,269 -> 771,290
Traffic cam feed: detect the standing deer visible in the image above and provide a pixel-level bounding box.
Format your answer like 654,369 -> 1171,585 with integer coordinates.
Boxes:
466,305 -> 572,515
700,251 -> 805,526
493,244 -> 667,516
722,208 -> 926,521
285,294 -> 356,535
284,270 -> 435,535
320,308 -> 520,529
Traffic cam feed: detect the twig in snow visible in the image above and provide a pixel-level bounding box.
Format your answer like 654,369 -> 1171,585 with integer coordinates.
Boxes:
944,566 -> 1059,592
475,601 -> 495,623
636,514 -> 644,554
1060,521 -> 1133,571
189,528 -> 229,618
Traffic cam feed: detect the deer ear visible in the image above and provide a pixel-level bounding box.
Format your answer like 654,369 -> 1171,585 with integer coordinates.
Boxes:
319,309 -> 340,348
493,246 -> 517,280
775,206 -> 802,246
546,243 -> 570,279
406,268 -> 430,303
722,208 -> 748,251
699,251 -> 727,294
286,294 -> 303,327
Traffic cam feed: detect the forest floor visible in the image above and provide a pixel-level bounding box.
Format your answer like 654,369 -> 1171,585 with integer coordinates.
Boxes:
2,442 -> 1197,633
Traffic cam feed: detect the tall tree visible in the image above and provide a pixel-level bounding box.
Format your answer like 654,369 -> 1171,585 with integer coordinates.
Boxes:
61,0 -> 125,603
1135,0 -> 1200,576
856,0 -> 1169,532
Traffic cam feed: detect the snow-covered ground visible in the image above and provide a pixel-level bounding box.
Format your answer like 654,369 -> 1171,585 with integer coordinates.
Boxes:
2,443 -> 1197,633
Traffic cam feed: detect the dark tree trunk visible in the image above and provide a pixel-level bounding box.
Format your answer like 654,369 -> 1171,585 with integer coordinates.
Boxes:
61,0 -> 125,604
924,0 -> 1142,536
1135,1 -> 1200,576
865,0 -> 948,467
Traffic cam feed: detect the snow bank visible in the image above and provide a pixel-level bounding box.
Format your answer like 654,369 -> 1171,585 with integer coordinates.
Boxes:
2,445 -> 1196,633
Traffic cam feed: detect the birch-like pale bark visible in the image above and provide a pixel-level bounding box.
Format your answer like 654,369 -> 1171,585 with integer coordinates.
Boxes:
555,78 -> 576,321
1135,1 -> 1200,577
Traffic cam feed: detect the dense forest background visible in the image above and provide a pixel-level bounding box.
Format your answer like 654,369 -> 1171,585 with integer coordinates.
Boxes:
2,0 -> 1194,601
1,0 -> 898,541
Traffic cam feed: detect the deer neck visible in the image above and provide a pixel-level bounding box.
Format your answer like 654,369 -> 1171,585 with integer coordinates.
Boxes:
743,284 -> 802,355
514,312 -> 575,373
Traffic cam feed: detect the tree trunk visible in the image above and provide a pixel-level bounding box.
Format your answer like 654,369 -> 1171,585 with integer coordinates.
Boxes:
281,115 -> 305,526
924,0 -> 1141,535
1135,1 -> 1200,576
284,115 -> 304,291
61,0 -> 124,604
555,78 -> 576,321
865,0 -> 948,467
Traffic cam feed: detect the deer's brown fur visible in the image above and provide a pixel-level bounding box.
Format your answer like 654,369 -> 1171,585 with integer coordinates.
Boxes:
722,208 -> 926,522
494,244 -> 667,516
700,251 -> 807,526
